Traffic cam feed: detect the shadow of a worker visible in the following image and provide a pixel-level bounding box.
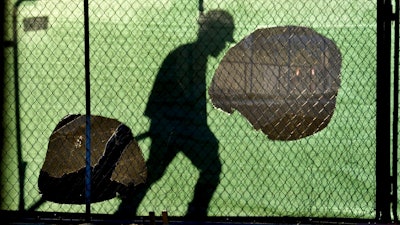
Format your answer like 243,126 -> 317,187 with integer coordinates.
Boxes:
116,10 -> 235,220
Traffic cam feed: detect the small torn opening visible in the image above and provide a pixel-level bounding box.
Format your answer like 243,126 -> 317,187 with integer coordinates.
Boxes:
39,114 -> 147,204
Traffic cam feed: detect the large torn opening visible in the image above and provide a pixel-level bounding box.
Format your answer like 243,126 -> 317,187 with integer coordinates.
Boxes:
209,26 -> 342,140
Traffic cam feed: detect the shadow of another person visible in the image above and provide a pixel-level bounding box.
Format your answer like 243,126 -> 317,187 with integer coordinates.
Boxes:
116,9 -> 235,220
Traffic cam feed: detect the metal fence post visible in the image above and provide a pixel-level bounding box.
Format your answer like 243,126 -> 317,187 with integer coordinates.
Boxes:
376,0 -> 394,222
84,0 -> 91,220
392,0 -> 399,221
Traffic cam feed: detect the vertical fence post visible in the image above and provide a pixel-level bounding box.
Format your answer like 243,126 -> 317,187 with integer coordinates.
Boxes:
12,0 -> 29,212
376,0 -> 393,222
12,3 -> 24,212
84,0 -> 91,220
392,0 -> 399,221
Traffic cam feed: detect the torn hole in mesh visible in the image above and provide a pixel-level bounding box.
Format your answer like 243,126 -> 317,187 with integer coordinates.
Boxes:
209,26 -> 342,140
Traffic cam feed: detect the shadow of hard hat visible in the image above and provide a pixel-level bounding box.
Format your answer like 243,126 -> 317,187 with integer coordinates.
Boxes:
198,9 -> 235,43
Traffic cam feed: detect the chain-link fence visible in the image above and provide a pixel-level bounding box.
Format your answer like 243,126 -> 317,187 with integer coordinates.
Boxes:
1,0 -> 398,223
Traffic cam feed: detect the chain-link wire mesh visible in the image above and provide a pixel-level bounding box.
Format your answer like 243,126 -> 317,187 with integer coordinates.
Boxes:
2,0 -> 384,220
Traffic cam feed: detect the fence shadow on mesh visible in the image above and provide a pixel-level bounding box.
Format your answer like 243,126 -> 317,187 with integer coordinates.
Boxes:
2,0 -> 383,222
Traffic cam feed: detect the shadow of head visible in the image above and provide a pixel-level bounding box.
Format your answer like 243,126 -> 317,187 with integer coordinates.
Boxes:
197,9 -> 235,56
